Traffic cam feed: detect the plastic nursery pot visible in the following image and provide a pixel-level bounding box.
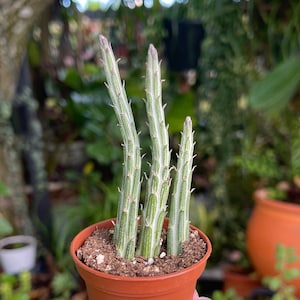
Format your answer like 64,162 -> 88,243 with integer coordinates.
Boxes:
246,189 -> 300,297
0,235 -> 37,274
70,218 -> 212,300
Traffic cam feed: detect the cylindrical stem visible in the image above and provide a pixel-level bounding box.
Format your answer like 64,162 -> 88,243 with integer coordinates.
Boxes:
99,35 -> 141,259
136,44 -> 171,259
168,116 -> 195,256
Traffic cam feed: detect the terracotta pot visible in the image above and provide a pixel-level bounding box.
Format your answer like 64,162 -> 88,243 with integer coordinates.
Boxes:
223,266 -> 261,298
246,189 -> 300,296
70,218 -> 212,300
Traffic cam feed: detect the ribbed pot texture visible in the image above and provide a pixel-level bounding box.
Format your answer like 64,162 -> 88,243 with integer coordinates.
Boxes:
70,218 -> 212,300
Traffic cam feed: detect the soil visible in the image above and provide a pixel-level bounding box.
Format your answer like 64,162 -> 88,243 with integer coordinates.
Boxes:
3,242 -> 29,249
286,186 -> 300,205
76,227 -> 207,277
275,181 -> 300,205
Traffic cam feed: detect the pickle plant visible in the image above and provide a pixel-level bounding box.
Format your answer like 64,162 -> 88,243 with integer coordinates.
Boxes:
99,35 -> 195,260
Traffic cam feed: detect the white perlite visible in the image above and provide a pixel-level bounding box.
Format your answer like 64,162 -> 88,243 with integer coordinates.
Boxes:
96,254 -> 105,265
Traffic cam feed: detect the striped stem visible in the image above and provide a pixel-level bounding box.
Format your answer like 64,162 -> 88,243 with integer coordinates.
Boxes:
99,35 -> 141,259
167,116 -> 195,256
136,44 -> 171,259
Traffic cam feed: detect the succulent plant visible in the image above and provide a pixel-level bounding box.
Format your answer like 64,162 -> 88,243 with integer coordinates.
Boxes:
99,35 -> 195,260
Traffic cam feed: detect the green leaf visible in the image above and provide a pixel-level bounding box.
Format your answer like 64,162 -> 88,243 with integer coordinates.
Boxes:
0,182 -> 10,196
83,63 -> 100,76
27,40 -> 41,67
263,276 -> 281,290
283,268 -> 300,281
272,294 -> 283,300
249,56 -> 300,114
166,91 -> 196,134
86,140 -> 122,164
58,68 -> 83,90
0,218 -> 13,237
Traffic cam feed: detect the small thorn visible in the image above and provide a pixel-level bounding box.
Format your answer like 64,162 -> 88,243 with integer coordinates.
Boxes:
144,172 -> 149,180
170,166 -> 176,172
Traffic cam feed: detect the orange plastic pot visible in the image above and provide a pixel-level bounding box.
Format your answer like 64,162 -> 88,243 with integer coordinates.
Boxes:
246,189 -> 300,296
70,218 -> 212,300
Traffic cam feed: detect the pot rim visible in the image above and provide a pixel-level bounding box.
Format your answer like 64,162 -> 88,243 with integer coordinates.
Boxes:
254,188 -> 300,214
70,218 -> 212,282
0,235 -> 37,250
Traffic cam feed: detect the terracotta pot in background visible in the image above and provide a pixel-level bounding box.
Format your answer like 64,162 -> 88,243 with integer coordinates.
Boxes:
223,266 -> 261,298
70,218 -> 212,300
246,189 -> 300,297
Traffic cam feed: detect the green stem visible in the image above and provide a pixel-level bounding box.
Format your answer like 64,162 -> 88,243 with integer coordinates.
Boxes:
136,44 -> 171,259
99,35 -> 141,259
168,116 -> 195,255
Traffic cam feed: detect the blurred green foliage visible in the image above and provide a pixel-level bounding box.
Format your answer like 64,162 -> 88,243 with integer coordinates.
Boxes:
263,244 -> 300,300
0,272 -> 31,300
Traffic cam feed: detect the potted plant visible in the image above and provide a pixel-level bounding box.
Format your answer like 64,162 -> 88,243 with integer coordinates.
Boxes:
246,187 -> 300,297
70,35 -> 212,300
0,182 -> 37,275
0,235 -> 37,275
245,56 -> 300,296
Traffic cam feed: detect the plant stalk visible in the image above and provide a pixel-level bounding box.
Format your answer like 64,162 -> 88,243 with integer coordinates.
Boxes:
136,44 -> 171,259
99,35 -> 141,259
168,116 -> 195,255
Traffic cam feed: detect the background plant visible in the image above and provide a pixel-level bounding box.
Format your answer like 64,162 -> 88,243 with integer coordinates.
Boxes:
192,0 -> 300,263
262,244 -> 300,300
51,271 -> 77,300
236,0 -> 300,198
212,288 -> 242,300
0,272 -> 31,300
192,0 -> 254,264
0,182 -> 13,238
